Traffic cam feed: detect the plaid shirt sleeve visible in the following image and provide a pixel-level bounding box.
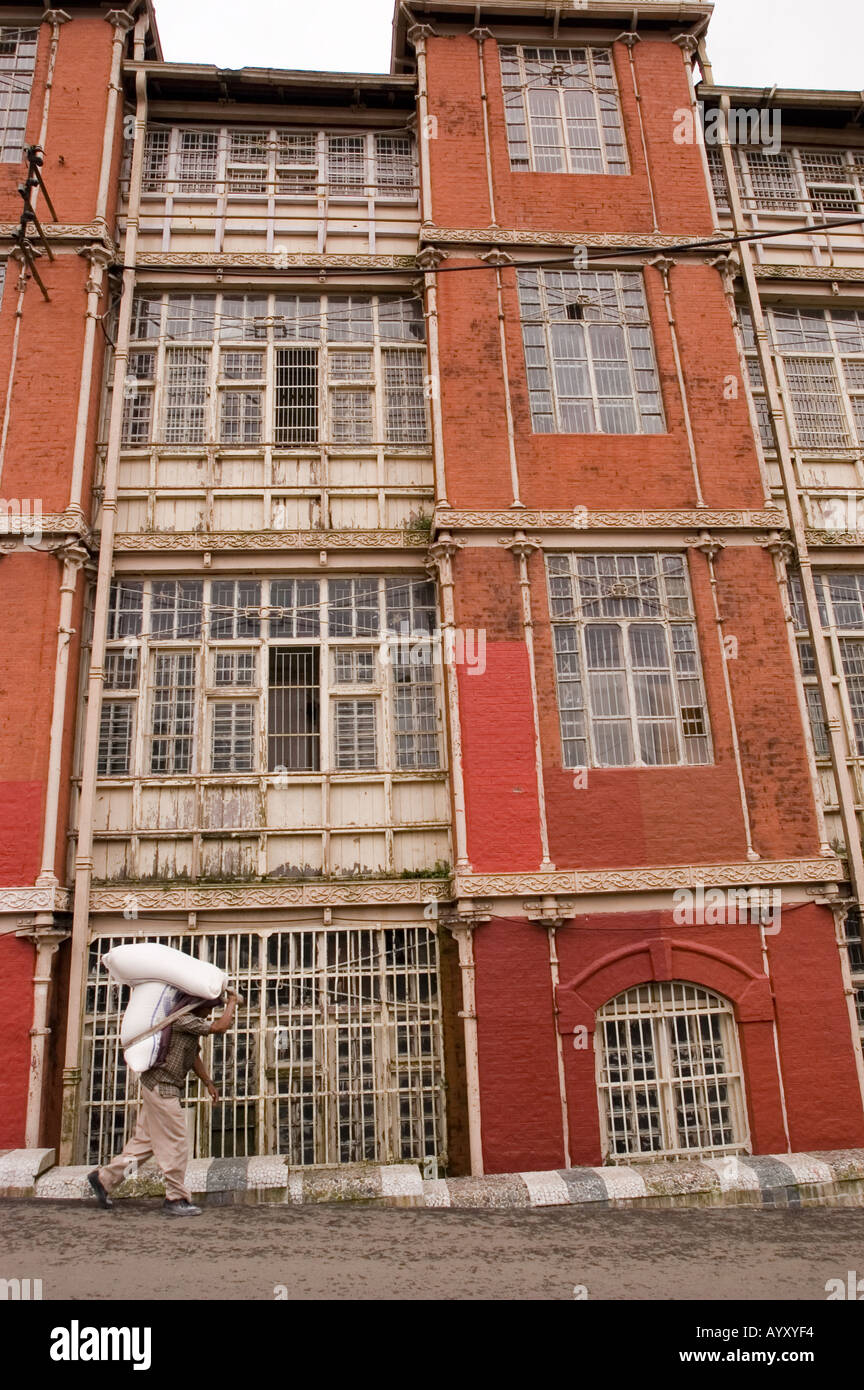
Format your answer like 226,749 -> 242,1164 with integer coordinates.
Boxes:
173,1015 -> 212,1036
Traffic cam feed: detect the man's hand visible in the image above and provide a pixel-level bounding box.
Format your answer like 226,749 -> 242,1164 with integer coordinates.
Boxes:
207,1081 -> 220,1104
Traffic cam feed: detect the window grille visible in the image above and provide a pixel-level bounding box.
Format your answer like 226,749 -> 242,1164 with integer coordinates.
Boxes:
97,703 -> 133,777
597,982 -> 749,1162
0,27 -> 38,162
276,132 -> 317,194
740,305 -> 864,451
334,698 -> 378,769
211,701 -> 256,773
789,572 -> 864,758
120,291 -> 427,448
98,578 -> 442,780
269,646 -> 320,772
393,646 -> 439,769
81,927 -> 446,1168
518,269 -> 663,434
177,129 -> 219,192
327,134 -> 366,194
163,347 -> 208,444
151,580 -> 203,640
547,552 -> 711,768
705,147 -> 729,211
499,45 -> 626,175
375,134 -> 415,196
135,125 -> 417,201
728,144 -> 864,216
149,652 -> 196,774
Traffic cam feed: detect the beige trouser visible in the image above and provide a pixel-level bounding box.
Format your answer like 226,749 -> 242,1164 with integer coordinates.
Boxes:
98,1085 -> 191,1202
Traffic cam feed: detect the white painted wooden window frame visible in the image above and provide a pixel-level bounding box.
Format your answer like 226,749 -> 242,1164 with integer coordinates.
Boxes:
499,44 -> 628,175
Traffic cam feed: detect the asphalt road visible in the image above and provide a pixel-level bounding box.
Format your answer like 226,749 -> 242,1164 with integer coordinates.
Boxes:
2,1200 -> 864,1301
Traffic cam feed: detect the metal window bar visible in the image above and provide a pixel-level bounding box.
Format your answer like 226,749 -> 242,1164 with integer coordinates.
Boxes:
107,581 -> 143,640
176,129 -> 219,193
149,651 -> 197,775
97,702 -> 133,777
163,346 -> 209,444
597,981 -> 748,1162
211,701 -> 256,773
375,134 -> 415,197
392,646 -> 440,770
268,646 -> 320,771
274,347 -> 318,444
80,928 -> 446,1169
327,134 -> 366,195
383,348 -> 428,443
333,698 -> 378,769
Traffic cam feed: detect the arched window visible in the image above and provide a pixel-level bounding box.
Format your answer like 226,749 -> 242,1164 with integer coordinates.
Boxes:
596,982 -> 750,1162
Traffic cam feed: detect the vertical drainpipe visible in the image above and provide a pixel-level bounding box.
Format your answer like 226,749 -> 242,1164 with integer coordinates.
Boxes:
27,8 -> 134,1151
448,915 -> 485,1176
617,31 -> 659,232
470,27 -> 497,228
59,22 -> 148,1164
716,96 -> 864,897
507,533 -> 554,871
0,9 -> 68,487
428,533 -> 471,874
407,24 -> 435,229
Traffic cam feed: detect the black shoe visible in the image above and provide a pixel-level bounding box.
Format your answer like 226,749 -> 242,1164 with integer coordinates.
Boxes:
87,1170 -> 114,1210
162,1199 -> 201,1217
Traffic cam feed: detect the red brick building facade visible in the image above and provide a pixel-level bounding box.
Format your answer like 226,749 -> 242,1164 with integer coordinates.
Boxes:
1,0 -> 863,1176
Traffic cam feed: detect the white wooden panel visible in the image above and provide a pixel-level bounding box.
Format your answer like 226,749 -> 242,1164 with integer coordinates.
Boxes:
266,783 -> 323,829
330,780 -> 386,828
200,837 -> 259,879
328,458 -> 377,486
156,457 -> 208,488
266,834 -> 323,877
202,783 -> 261,829
385,497 -> 427,527
329,832 -> 387,875
92,838 -> 132,882
118,459 -> 150,488
215,456 -> 265,487
116,497 -> 147,532
137,837 -> 194,881
385,457 -> 433,487
392,828 -> 450,874
271,496 -> 318,529
392,779 -> 448,825
139,785 -> 197,831
329,495 -> 379,529
155,495 -> 206,531
272,456 -> 320,487
212,495 -> 265,530
93,788 -> 134,833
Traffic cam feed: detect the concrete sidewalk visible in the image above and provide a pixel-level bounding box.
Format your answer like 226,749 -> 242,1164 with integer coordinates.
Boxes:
3,1146 -> 864,1211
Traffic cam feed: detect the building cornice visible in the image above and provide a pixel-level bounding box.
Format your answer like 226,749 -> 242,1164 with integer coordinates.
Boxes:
453,858 -> 844,901
88,879 -> 453,913
133,252 -> 419,272
420,226 -> 721,251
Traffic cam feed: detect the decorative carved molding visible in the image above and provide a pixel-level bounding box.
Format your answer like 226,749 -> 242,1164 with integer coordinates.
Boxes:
805,528 -> 864,547
0,222 -> 112,247
421,227 -> 724,250
754,265 -> 864,283
0,511 -> 90,540
112,529 -> 429,552
433,507 -> 788,532
454,858 -> 844,900
134,252 -> 418,270
89,880 -> 453,913
0,887 -> 72,913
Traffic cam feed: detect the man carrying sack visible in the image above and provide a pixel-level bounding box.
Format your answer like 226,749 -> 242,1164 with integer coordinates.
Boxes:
88,990 -> 239,1217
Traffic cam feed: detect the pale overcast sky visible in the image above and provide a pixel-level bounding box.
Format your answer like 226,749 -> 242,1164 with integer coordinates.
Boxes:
154,0 -> 862,92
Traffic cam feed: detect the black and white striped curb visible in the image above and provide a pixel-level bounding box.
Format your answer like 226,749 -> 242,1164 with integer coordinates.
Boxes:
2,1148 -> 864,1209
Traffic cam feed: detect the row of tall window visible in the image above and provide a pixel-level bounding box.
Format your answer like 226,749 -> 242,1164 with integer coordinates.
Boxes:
117,292 -> 428,448
741,305 -> 864,452
97,576 -> 441,779
708,144 -> 864,216
139,127 -> 416,199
